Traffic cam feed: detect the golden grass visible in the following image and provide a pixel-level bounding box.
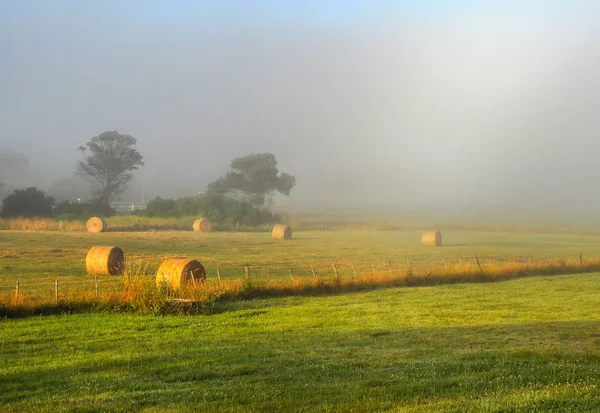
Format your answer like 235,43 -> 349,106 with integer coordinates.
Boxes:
0,216 -> 198,232
0,218 -> 84,231
2,255 -> 598,317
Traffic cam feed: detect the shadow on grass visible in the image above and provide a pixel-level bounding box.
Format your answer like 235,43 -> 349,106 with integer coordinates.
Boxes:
1,320 -> 599,411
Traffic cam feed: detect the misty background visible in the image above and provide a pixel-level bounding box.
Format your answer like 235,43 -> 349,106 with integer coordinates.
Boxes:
1,1 -> 599,218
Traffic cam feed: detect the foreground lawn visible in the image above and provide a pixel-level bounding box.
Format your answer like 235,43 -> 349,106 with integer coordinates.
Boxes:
1,273 -> 599,412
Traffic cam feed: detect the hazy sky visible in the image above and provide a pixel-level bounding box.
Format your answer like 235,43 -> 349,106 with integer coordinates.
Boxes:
1,1 -> 599,209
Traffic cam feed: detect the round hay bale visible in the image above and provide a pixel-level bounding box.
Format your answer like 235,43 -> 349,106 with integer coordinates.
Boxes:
86,246 -> 124,275
86,217 -> 107,233
192,218 -> 213,233
272,224 -> 292,240
156,258 -> 206,290
422,231 -> 442,247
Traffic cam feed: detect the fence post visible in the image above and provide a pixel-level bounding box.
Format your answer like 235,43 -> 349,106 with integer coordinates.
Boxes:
580,252 -> 583,266
217,269 -> 222,287
244,265 -> 250,280
310,264 -> 316,278
332,263 -> 339,278
95,276 -> 99,299
15,281 -> 19,303
351,264 -> 357,278
288,267 -> 295,282
55,279 -> 59,304
474,256 -> 483,274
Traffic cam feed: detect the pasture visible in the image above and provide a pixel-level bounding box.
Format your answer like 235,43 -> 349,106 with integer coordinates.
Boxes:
2,228 -> 600,300
1,228 -> 600,411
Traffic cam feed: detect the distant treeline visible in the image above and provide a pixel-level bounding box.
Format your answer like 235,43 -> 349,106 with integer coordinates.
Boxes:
140,194 -> 281,226
0,187 -> 281,227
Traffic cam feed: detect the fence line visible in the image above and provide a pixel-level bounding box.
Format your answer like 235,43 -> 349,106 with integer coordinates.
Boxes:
2,252 -> 596,301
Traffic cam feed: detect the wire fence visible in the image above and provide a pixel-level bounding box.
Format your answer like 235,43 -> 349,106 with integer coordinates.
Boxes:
1,253 -> 593,302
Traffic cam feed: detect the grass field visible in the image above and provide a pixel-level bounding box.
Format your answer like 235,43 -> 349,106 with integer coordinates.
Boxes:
1,274 -> 599,412
1,228 -> 600,411
2,229 -> 600,300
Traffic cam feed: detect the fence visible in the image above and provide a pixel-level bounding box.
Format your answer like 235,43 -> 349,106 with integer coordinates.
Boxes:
2,253 -> 596,305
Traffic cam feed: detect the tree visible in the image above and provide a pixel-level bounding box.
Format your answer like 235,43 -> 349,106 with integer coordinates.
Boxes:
0,187 -> 54,218
207,153 -> 295,206
77,131 -> 144,205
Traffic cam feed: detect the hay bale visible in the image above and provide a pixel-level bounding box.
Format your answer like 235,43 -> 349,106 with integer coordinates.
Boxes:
193,218 -> 213,233
86,246 -> 124,275
422,231 -> 442,247
156,258 -> 206,290
86,217 -> 107,233
272,224 -> 292,240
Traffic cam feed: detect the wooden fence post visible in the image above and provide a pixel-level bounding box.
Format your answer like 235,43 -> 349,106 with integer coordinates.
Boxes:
474,256 -> 483,274
55,279 -> 59,304
95,276 -> 99,299
15,281 -> 19,303
310,264 -> 316,278
332,263 -> 339,278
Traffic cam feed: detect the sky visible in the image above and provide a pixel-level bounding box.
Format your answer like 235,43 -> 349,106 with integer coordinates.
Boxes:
1,0 -> 600,213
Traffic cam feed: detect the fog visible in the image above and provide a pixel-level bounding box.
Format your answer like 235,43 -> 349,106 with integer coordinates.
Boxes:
1,1 -> 600,216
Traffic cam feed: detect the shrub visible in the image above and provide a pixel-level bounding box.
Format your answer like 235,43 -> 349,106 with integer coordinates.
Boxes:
52,200 -> 115,219
142,193 -> 280,226
0,187 -> 54,218
143,197 -> 176,217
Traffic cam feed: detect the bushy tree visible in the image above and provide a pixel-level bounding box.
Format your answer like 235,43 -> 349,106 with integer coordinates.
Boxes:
52,200 -> 115,219
0,187 -> 54,218
207,153 -> 295,205
143,197 -> 176,217
77,131 -> 144,205
142,194 -> 280,226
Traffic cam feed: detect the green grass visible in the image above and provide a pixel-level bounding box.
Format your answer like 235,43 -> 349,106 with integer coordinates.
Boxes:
2,229 -> 600,299
1,228 -> 600,410
1,274 -> 600,412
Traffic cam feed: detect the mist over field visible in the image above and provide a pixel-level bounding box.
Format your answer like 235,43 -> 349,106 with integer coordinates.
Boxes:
1,1 -> 599,216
